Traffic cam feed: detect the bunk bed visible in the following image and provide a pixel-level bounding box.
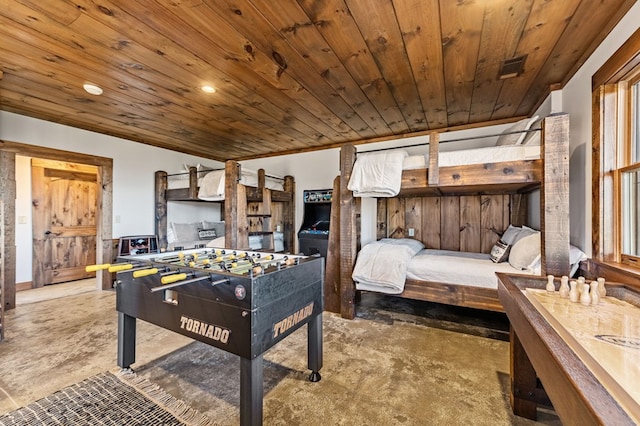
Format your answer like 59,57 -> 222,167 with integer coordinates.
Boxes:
155,160 -> 295,254
334,113 -> 576,319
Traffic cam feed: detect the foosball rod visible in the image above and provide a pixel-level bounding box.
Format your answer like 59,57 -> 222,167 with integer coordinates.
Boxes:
150,275 -> 229,292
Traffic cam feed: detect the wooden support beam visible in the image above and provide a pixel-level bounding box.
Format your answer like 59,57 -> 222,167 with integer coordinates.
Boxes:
224,160 -> 240,249
155,171 -> 168,249
339,144 -> 357,319
540,113 -> 570,276
428,131 -> 440,186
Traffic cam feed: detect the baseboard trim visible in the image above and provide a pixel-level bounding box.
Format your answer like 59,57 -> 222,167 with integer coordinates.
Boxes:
16,281 -> 33,292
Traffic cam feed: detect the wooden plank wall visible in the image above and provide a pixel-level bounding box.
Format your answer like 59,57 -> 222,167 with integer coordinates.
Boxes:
377,194 -> 528,253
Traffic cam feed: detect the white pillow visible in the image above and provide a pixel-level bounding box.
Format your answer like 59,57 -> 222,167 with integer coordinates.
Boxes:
509,232 -> 541,270
522,117 -> 543,146
496,116 -> 539,146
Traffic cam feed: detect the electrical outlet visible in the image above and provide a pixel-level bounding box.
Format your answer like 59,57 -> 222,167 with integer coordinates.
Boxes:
408,228 -> 415,237
115,215 -> 121,224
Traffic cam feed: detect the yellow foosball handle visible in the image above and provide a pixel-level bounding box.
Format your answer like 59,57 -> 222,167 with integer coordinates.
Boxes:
133,268 -> 158,278
161,273 -> 187,285
108,264 -> 133,273
85,264 -> 111,272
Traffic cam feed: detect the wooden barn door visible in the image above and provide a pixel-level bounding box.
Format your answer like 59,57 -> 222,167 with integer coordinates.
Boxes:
31,159 -> 98,287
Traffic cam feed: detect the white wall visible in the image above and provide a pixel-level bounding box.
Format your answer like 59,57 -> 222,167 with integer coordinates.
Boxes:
562,1 -> 640,254
1,110 -> 223,283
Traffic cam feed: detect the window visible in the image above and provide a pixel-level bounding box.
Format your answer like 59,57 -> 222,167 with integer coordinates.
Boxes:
593,28 -> 640,268
621,78 -> 640,261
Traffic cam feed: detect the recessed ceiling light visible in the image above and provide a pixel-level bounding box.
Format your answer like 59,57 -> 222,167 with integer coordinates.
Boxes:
83,83 -> 103,95
201,85 -> 216,94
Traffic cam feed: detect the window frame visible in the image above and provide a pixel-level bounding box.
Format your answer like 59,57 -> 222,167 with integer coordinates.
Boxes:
593,27 -> 640,272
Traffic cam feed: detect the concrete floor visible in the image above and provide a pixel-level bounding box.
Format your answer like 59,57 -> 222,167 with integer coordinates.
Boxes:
0,280 -> 560,425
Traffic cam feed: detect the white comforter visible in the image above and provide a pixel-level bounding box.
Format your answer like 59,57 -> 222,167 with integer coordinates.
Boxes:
352,238 -> 425,294
198,169 -> 226,201
347,150 -> 407,197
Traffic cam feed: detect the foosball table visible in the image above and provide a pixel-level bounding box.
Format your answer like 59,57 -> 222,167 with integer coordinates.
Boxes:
95,248 -> 324,426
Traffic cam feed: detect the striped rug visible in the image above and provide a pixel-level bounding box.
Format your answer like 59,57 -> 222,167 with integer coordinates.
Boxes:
0,370 -> 216,426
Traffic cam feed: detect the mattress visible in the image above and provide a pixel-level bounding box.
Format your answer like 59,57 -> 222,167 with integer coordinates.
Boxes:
402,145 -> 541,170
165,168 -> 285,191
405,249 -> 535,290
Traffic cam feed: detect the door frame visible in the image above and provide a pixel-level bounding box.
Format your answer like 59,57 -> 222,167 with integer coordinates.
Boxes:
0,140 -> 113,310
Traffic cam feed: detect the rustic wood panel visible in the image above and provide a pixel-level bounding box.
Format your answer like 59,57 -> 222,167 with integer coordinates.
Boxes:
376,199 -> 388,240
32,159 -> 98,286
155,171 -> 168,249
282,176 -> 295,253
470,0 -> 531,122
324,176 -> 341,313
386,198 -> 406,239
404,197 -> 422,242
393,0 -> 447,129
480,195 -> 505,253
402,279 -> 503,312
345,0 -> 425,131
460,195 -> 481,253
422,197 -> 441,249
0,1 -> 634,160
440,197 -> 460,251
510,193 -> 529,227
540,114 -> 570,276
493,1 -> 580,120
0,150 -> 16,310
439,0 -> 486,126
339,145 -> 357,319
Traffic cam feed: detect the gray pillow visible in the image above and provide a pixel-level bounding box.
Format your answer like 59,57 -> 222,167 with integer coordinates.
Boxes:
501,225 -> 522,245
171,222 -> 200,242
508,232 -> 541,270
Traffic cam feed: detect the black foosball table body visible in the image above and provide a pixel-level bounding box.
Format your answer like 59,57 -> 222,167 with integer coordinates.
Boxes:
113,248 -> 324,426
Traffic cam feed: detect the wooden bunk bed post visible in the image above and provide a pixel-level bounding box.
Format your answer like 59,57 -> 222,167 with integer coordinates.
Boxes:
224,160 -> 241,249
155,170 -> 168,249
540,113 -> 571,276
428,131 -> 439,186
283,176 -> 295,253
339,144 -> 358,319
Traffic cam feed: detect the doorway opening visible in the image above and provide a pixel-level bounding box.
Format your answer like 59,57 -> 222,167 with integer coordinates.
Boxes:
0,141 -> 113,315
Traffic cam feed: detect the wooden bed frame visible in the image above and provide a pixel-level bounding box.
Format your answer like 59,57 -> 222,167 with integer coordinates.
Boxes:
154,160 -> 295,253
332,113 -> 571,318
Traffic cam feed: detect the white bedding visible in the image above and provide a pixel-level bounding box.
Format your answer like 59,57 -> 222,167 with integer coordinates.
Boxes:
402,145 -> 541,170
406,249 -> 534,290
348,150 -> 408,197
166,168 -> 285,197
352,238 -> 425,294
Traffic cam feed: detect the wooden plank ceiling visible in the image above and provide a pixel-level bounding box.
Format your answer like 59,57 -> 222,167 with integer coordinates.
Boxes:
0,0 -> 635,161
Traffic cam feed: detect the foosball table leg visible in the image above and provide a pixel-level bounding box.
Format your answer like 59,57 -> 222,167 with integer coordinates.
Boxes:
307,312 -> 323,382
118,312 -> 136,369
240,354 -> 263,426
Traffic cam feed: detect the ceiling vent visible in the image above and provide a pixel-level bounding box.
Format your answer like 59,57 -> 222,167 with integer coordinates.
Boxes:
499,55 -> 527,79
